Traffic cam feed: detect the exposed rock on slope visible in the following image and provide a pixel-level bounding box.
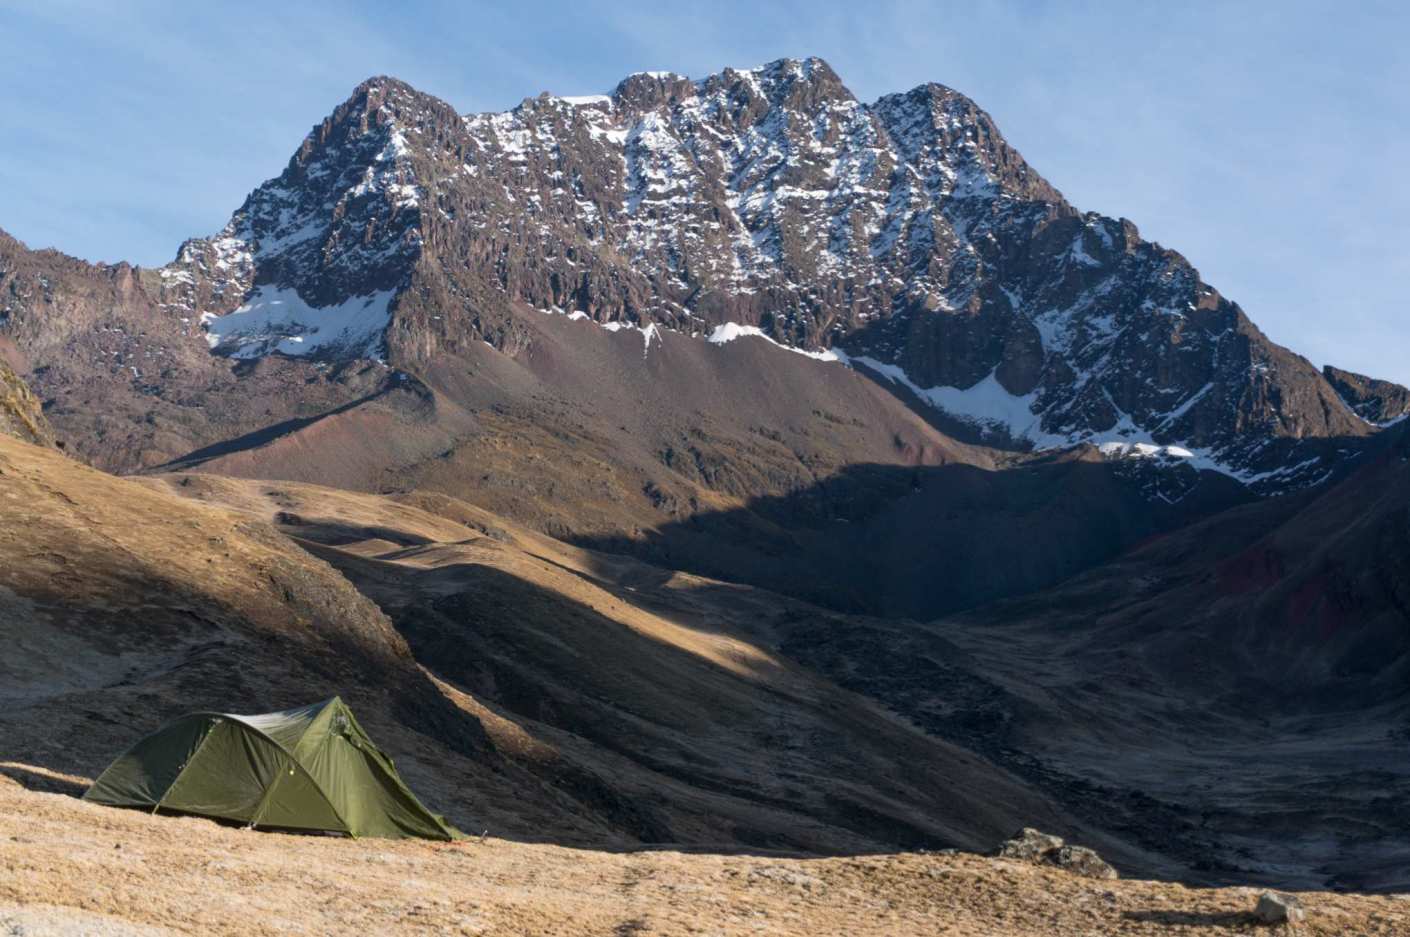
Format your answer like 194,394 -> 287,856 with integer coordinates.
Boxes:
0,358 -> 52,446
1323,364 -> 1410,426
997,828 -> 1119,880
0,226 -> 400,471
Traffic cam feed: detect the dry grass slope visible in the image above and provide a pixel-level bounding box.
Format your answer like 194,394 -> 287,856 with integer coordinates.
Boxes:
3,435 -> 1409,933
141,469 -> 1105,859
3,772 -> 1408,936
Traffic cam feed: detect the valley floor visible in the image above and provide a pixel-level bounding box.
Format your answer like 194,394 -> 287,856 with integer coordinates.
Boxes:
3,768 -> 1407,936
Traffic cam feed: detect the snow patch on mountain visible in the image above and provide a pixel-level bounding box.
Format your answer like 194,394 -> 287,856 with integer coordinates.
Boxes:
603,319 -> 661,356
559,94 -> 612,107
353,128 -> 420,208
707,323 -> 841,361
539,306 -> 662,357
157,96 -> 424,365
842,353 -> 1066,446
203,286 -> 395,360
837,353 -> 1315,487
1098,441 -> 1195,460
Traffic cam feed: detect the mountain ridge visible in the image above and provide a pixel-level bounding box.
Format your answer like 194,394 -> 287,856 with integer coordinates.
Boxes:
1,59 -> 1391,493
148,59 -> 1378,490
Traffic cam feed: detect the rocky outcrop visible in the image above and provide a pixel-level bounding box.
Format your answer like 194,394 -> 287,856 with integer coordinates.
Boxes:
1049,845 -> 1120,880
0,358 -> 53,447
1254,891 -> 1306,925
1322,364 -> 1410,426
996,827 -> 1066,862
996,828 -> 1118,879
0,226 -> 398,471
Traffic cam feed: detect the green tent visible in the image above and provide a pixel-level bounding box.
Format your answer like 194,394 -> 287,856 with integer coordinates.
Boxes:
84,697 -> 462,841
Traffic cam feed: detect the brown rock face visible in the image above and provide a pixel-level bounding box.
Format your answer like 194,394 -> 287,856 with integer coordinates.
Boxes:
1323,364 -> 1410,425
0,358 -> 53,447
0,226 -> 403,472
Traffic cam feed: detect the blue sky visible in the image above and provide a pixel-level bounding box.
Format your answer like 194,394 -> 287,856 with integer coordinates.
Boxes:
2,0 -> 1405,382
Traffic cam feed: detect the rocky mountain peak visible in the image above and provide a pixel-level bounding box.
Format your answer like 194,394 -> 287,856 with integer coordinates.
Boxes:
155,75 -> 447,360
298,75 -> 414,151
94,59 -> 1383,492
609,70 -> 696,110
711,57 -> 854,110
606,57 -> 853,114
872,82 -> 1063,205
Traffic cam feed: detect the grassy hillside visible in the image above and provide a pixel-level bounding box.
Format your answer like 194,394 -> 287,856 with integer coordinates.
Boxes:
3,774 -> 1405,936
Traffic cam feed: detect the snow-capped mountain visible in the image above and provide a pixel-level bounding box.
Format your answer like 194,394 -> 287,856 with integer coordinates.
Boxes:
156,83 -> 429,360
147,59 -> 1375,491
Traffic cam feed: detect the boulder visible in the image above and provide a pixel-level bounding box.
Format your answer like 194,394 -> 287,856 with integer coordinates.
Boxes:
1050,845 -> 1118,880
1253,891 -> 1306,925
996,827 -> 1066,862
994,828 -> 1119,880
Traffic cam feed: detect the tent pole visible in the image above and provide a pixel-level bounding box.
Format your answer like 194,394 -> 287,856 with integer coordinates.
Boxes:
246,758 -> 287,831
153,720 -> 217,817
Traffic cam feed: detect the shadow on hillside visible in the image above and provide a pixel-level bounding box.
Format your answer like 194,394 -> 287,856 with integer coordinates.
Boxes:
430,433 -> 1408,883
1123,909 -> 1254,927
277,514 -> 436,548
570,455 -> 1253,620
0,762 -> 88,797
15,422 -> 1400,877
307,543 -> 1057,858
0,481 -> 494,837
154,390 -> 385,471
